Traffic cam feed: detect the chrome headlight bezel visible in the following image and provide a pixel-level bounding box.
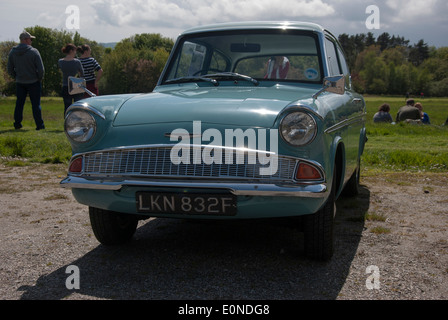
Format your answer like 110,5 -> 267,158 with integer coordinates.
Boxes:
64,110 -> 97,143
279,111 -> 317,146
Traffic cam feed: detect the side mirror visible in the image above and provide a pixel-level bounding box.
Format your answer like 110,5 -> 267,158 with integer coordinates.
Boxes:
312,75 -> 345,99
68,76 -> 96,97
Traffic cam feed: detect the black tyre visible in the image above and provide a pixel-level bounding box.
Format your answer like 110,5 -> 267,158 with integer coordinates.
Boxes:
89,207 -> 138,245
303,170 -> 337,261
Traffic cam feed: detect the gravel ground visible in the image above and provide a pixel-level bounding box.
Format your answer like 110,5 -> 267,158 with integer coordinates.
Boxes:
0,162 -> 447,300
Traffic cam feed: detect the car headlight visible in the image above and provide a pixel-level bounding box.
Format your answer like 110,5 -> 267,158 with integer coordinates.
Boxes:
65,110 -> 97,143
280,112 -> 317,146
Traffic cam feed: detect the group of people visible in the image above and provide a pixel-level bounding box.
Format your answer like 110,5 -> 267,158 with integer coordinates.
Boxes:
373,99 -> 431,125
6,31 -> 103,130
58,43 -> 102,112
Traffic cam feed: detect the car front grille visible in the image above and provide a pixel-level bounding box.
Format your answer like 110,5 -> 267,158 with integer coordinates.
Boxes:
80,146 -> 298,182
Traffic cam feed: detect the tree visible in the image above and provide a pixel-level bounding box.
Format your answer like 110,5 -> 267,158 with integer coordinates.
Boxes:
338,33 -> 356,70
389,35 -> 409,48
0,41 -> 16,95
99,33 -> 173,94
360,52 -> 388,94
409,40 -> 429,66
123,58 -> 158,93
377,32 -> 391,51
0,66 -> 5,94
99,41 -> 137,94
132,33 -> 173,52
421,47 -> 448,96
365,32 -> 376,47
381,46 -> 407,66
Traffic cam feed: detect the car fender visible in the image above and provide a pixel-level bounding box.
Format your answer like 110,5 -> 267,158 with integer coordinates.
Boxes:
329,135 -> 346,200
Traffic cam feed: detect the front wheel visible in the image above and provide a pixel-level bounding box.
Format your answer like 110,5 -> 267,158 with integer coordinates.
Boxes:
303,171 -> 336,261
89,207 -> 138,245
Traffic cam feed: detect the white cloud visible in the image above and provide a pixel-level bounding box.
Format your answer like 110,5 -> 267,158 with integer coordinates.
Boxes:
91,0 -> 335,29
386,0 -> 438,23
36,11 -> 66,30
1,0 -> 447,47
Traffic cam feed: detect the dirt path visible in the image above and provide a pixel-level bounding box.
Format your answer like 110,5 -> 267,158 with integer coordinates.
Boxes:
0,163 -> 447,300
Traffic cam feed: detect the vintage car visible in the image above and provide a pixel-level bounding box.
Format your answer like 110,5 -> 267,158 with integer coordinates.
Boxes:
61,22 -> 366,260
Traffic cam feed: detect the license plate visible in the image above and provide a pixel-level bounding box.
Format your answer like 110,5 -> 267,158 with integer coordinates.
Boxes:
136,192 -> 237,216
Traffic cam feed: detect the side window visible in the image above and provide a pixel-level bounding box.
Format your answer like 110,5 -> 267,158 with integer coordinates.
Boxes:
337,46 -> 349,76
187,44 -> 206,76
336,46 -> 351,89
167,42 -> 207,78
324,38 -> 341,76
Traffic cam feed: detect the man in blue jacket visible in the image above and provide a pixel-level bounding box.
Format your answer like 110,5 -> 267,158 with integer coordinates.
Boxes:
7,31 -> 45,130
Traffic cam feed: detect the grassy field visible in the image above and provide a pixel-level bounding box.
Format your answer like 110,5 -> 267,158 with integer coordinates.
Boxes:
0,95 -> 447,173
0,97 -> 70,165
362,95 -> 448,173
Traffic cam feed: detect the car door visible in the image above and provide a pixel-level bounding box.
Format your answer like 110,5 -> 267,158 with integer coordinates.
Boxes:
324,35 -> 362,184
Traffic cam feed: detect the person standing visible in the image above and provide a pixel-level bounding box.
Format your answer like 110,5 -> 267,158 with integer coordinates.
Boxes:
58,43 -> 84,114
77,44 -> 103,98
7,31 -> 45,130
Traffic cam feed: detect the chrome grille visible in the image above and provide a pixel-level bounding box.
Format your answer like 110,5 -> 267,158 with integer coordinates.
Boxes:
81,146 -> 297,182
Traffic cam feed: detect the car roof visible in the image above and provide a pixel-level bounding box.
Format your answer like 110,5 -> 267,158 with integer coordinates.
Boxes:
180,21 -> 326,35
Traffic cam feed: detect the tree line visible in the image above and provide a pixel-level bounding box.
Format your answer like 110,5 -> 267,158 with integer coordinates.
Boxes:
338,32 -> 448,96
0,26 -> 447,97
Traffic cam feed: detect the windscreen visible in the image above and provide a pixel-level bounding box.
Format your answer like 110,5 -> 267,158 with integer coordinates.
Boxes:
163,30 -> 323,84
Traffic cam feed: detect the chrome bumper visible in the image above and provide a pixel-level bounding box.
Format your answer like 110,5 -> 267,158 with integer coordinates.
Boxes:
60,176 -> 328,198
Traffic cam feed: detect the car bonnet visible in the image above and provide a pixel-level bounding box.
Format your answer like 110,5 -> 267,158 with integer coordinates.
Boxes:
113,85 -> 317,128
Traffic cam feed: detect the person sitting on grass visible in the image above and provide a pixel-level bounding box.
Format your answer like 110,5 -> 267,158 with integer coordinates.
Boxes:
396,99 -> 421,123
415,102 -> 430,124
373,103 -> 393,123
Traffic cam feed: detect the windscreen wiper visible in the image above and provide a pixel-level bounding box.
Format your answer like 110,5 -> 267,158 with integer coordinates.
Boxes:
165,76 -> 219,86
204,72 -> 259,86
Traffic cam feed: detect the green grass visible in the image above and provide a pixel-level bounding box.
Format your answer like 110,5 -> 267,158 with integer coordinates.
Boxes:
365,212 -> 387,222
362,95 -> 448,173
0,97 -> 71,164
0,95 -> 447,173
370,226 -> 391,234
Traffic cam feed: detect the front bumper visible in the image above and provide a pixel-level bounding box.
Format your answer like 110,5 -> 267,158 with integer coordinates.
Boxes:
61,176 -> 329,219
60,175 -> 328,198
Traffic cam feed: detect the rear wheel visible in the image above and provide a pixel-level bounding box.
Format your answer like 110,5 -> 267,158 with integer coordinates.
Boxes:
89,207 -> 138,245
303,170 -> 337,261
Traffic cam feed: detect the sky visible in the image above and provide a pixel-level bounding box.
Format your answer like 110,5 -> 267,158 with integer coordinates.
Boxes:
1,0 -> 447,47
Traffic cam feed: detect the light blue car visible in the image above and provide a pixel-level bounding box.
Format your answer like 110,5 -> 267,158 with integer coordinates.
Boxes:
61,22 -> 366,260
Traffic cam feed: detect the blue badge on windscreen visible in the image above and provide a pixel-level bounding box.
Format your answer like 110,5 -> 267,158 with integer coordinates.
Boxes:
305,68 -> 319,80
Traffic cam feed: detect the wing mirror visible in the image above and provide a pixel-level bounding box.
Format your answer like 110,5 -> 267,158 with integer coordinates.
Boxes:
312,75 -> 345,99
68,76 -> 96,97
